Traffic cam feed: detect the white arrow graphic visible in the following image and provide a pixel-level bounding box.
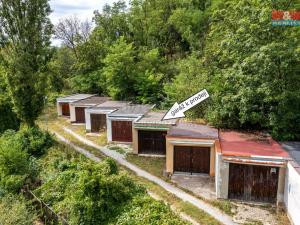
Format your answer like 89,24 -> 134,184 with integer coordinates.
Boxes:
162,89 -> 209,120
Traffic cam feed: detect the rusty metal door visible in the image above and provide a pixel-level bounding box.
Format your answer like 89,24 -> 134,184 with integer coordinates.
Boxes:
61,103 -> 70,116
75,107 -> 85,123
91,114 -> 106,133
228,163 -> 279,203
138,130 -> 167,155
174,146 -> 210,174
111,121 -> 132,142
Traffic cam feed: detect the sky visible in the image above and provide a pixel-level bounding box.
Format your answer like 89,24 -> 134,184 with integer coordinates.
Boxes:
49,0 -> 118,45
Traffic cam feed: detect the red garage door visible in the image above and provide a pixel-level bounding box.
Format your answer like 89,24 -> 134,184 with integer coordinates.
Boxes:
174,146 -> 210,174
228,163 -> 279,203
61,103 -> 70,116
112,121 -> 132,142
75,107 -> 85,123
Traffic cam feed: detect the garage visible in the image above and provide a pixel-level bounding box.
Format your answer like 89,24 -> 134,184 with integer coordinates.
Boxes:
112,121 -> 132,142
61,103 -> 70,116
138,130 -> 167,155
90,114 -> 106,133
228,163 -> 279,203
75,107 -> 85,123
174,146 -> 210,174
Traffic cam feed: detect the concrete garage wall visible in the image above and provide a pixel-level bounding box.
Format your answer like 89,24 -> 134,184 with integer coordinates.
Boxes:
284,162 -> 300,225
70,104 -> 76,122
215,153 -> 229,199
57,102 -> 62,116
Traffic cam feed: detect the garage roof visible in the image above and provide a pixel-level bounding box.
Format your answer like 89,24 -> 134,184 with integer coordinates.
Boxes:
57,94 -> 94,103
281,142 -> 300,166
95,101 -> 130,109
109,104 -> 154,117
71,96 -> 111,106
135,112 -> 177,125
220,131 -> 289,159
167,122 -> 218,139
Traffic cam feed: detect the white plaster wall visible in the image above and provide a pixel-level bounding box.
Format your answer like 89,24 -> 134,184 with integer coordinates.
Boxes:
85,110 -> 91,131
284,162 -> 300,225
57,102 -> 62,116
70,104 -> 76,122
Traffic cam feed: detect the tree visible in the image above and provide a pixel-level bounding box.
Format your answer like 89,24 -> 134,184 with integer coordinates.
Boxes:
0,65 -> 19,133
204,0 -> 300,139
55,15 -> 92,59
0,0 -> 53,127
102,37 -> 136,100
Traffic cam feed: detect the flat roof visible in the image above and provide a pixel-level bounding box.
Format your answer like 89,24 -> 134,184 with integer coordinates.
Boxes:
109,104 -> 154,117
220,131 -> 289,158
72,96 -> 111,106
281,142 -> 300,165
57,94 -> 94,102
135,112 -> 177,125
167,122 -> 218,139
95,101 -> 130,109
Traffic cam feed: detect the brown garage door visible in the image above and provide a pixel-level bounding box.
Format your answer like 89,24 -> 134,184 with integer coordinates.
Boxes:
91,114 -> 106,133
174,146 -> 210,174
112,121 -> 132,142
138,130 -> 167,155
61,103 -> 70,116
228,163 -> 279,203
75,107 -> 85,123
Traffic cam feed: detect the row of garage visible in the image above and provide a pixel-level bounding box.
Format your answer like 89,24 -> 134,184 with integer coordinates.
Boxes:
56,94 -> 290,205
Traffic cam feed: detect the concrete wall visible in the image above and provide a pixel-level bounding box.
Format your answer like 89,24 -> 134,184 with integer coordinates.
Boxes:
284,162 -> 300,225
70,104 -> 76,122
215,153 -> 229,199
57,102 -> 62,116
132,128 -> 138,154
165,137 -> 216,177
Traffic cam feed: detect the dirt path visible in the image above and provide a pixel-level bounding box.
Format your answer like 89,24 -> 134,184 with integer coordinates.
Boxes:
57,126 -> 237,225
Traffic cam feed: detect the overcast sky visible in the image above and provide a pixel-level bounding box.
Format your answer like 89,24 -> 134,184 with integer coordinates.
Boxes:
49,0 -> 120,45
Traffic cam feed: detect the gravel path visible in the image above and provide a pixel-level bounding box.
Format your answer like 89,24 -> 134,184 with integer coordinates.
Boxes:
58,126 -> 237,225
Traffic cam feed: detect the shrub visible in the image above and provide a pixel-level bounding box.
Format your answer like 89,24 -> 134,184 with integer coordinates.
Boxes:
0,130 -> 40,193
17,126 -> 54,157
0,194 -> 37,225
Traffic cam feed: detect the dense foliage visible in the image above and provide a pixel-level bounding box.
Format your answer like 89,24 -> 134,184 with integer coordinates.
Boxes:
0,194 -> 37,225
36,146 -> 187,225
0,66 -> 19,133
0,0 -> 53,126
0,128 -> 53,193
50,0 -> 299,140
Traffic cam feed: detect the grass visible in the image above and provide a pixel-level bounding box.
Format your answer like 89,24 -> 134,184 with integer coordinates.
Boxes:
126,153 -> 166,179
210,200 -> 236,216
108,145 -> 126,154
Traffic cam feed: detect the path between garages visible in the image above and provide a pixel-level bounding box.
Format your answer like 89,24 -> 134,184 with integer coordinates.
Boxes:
56,126 -> 237,225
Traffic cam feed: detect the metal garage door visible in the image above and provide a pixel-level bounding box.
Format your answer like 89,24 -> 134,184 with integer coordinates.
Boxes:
112,121 -> 132,142
61,103 -> 70,116
91,114 -> 106,133
174,146 -> 210,174
228,163 -> 279,203
75,107 -> 85,123
138,130 -> 167,155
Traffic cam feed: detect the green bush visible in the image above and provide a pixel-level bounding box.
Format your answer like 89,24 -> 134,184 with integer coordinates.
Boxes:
36,151 -> 188,225
0,194 -> 37,225
17,126 -> 54,157
0,130 -> 40,193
